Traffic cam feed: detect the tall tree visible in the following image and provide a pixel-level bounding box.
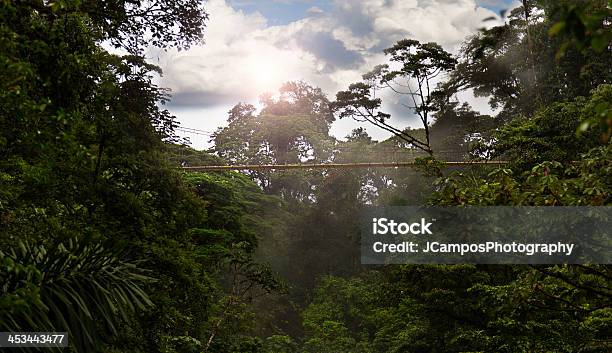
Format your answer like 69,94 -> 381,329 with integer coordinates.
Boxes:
333,39 -> 457,155
213,81 -> 335,199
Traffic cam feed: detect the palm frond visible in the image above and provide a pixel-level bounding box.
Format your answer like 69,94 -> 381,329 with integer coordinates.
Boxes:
0,238 -> 154,352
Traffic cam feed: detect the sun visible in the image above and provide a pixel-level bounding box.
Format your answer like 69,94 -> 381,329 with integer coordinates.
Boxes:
247,56 -> 284,92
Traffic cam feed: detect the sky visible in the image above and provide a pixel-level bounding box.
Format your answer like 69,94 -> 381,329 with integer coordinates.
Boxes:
150,0 -> 518,149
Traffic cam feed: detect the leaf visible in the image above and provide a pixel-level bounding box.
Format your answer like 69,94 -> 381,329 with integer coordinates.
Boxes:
590,35 -> 608,52
0,238 -> 154,351
548,21 -> 566,36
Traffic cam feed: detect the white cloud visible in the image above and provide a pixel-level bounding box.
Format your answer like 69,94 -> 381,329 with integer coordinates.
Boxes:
306,6 -> 324,15
331,0 -> 498,50
154,0 -> 500,148
273,0 -> 313,4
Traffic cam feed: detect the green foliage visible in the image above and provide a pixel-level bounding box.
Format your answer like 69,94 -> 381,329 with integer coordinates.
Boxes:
547,0 -> 612,56
178,172 -> 285,353
165,144 -> 224,166
488,84 -> 611,169
261,335 -> 297,353
301,276 -> 375,353
429,102 -> 494,155
447,1 -> 612,121
0,3 -> 206,351
300,263 -> 612,352
0,238 -> 152,352
577,84 -> 612,143
431,144 -> 611,206
15,0 -> 208,52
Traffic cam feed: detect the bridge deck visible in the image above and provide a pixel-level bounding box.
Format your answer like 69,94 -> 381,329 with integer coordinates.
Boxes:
181,161 -> 507,171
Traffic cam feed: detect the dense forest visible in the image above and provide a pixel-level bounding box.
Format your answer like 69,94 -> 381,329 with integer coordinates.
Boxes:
0,0 -> 611,352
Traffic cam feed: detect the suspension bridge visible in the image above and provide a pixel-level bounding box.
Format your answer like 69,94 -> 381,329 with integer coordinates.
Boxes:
175,125 -> 506,171
181,160 -> 507,172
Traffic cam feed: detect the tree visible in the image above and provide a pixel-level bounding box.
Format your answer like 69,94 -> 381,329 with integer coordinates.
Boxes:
181,171 -> 287,353
260,81 -> 335,135
23,0 -> 208,53
547,0 -> 612,56
486,84 -> 610,170
444,1 -> 611,122
333,39 -> 457,155
213,82 -> 335,199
